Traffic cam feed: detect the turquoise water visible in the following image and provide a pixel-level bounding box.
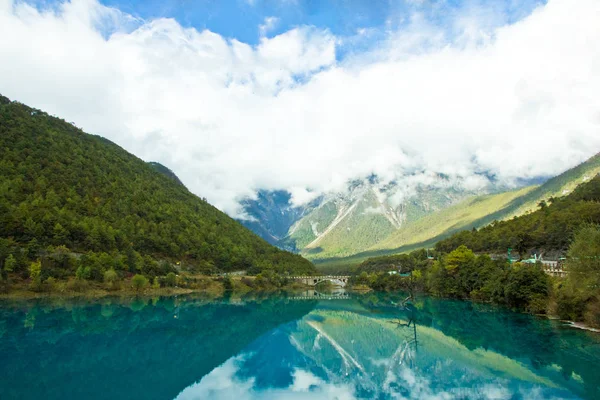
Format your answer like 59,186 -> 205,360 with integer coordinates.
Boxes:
1,292 -> 599,399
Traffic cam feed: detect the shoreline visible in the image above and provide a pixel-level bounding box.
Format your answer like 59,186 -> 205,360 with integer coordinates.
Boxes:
543,315 -> 600,333
3,286 -> 598,334
0,287 -> 207,300
0,281 -> 321,301
560,320 -> 600,333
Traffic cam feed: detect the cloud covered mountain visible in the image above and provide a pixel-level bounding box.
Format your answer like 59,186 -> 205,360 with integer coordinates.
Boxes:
241,151 -> 600,261
240,172 -> 499,258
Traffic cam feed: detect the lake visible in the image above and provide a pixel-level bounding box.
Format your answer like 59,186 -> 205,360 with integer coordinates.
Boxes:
1,291 -> 599,399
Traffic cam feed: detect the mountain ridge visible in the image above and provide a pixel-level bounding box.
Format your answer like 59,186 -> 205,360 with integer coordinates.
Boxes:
0,94 -> 315,276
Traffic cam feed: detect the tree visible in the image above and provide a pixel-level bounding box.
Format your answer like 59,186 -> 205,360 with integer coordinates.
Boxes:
566,224 -> 600,294
445,245 -> 476,269
52,223 -> 68,245
29,260 -> 42,280
426,260 -> 450,296
152,277 -> 160,289
23,218 -> 41,241
504,264 -> 550,311
126,248 -> 143,274
75,265 -> 91,280
4,254 -> 16,273
131,274 -> 148,291
164,272 -> 177,287
103,268 -> 119,289
561,224 -> 600,326
221,275 -> 233,291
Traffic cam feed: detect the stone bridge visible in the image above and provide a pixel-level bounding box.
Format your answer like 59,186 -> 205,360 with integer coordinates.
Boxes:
290,275 -> 350,287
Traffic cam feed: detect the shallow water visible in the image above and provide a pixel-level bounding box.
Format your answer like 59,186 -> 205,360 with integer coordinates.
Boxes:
1,292 -> 599,399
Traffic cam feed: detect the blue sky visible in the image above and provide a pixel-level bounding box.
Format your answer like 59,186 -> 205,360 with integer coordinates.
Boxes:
26,0 -> 547,58
2,0 -> 598,214
115,0 -> 545,59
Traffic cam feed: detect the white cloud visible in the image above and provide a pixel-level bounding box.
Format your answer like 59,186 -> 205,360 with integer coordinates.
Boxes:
175,356 -> 356,400
174,351 -> 558,400
259,16 -> 279,37
0,0 -> 599,215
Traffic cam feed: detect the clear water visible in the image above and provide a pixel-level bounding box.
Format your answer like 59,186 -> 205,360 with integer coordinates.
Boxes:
1,291 -> 599,400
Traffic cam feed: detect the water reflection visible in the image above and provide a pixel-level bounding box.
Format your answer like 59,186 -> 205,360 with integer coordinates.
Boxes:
176,294 -> 600,400
289,288 -> 350,300
0,295 -> 316,400
1,294 -> 599,400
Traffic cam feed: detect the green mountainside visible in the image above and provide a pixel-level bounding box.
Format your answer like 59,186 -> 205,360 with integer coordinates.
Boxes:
0,94 -> 315,278
286,179 -> 483,261
370,186 -> 537,253
505,153 -> 600,216
291,188 -> 397,258
435,174 -> 600,254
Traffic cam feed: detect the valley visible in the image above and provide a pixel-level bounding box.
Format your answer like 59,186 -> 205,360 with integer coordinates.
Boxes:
241,152 -> 600,264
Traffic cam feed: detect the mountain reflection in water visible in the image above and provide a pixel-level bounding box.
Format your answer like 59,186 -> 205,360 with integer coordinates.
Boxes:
1,293 -> 599,400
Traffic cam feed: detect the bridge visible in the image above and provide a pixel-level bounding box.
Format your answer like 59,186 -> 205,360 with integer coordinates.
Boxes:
290,275 -> 351,287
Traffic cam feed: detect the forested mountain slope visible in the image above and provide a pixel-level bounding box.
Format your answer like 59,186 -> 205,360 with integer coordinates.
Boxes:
0,94 -> 315,276
435,174 -> 600,254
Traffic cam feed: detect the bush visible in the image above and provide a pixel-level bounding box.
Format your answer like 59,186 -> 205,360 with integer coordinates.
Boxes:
527,294 -> 549,314
45,277 -> 57,291
241,277 -> 255,288
164,272 -> 177,287
583,295 -> 600,328
555,224 -> 600,324
352,272 -> 371,286
221,276 -> 233,291
4,254 -> 16,273
104,268 -> 118,283
504,264 -> 550,309
131,274 -> 149,291
187,276 -> 214,290
66,278 -> 90,292
29,277 -> 43,292
76,265 -> 91,280
104,269 -> 119,290
152,277 -> 160,289
29,260 -> 42,280
555,289 -> 587,321
253,270 -> 286,288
